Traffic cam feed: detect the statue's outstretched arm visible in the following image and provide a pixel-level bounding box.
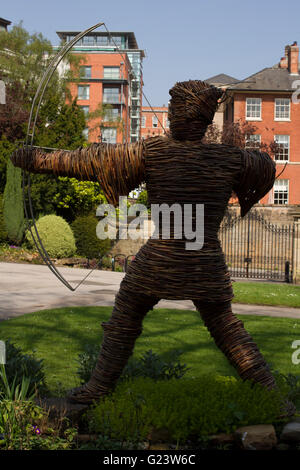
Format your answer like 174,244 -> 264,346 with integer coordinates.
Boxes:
11,142 -> 145,206
233,149 -> 276,217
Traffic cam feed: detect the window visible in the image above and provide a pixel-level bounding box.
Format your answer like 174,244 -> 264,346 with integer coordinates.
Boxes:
245,134 -> 261,150
78,85 -> 89,100
165,117 -> 170,129
141,116 -> 146,128
82,128 -> 89,139
103,87 -> 120,104
273,179 -> 289,204
79,105 -> 89,116
80,66 -> 91,79
82,36 -> 95,46
275,98 -> 290,120
152,116 -> 158,128
102,127 -> 117,144
103,107 -> 119,122
96,36 -> 108,46
103,67 -> 120,79
274,135 -> 290,161
246,98 -> 262,120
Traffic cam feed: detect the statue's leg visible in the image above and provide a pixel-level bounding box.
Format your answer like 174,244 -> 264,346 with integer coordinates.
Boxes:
193,299 -> 276,389
67,283 -> 160,404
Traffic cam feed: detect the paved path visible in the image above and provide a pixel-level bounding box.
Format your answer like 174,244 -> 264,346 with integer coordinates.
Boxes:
1,262 -> 300,321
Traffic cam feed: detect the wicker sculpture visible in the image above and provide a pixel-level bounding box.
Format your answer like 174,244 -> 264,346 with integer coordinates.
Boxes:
11,80 -> 277,404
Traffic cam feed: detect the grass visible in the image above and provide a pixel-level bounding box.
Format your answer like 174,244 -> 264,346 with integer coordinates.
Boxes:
232,281 -> 300,308
1,306 -> 300,394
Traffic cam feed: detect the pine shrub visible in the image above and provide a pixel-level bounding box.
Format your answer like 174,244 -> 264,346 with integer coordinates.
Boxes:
3,160 -> 24,244
71,214 -> 111,260
25,214 -> 76,259
0,194 -> 8,243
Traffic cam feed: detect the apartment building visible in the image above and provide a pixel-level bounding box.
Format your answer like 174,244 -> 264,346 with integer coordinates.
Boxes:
215,42 -> 300,205
55,30 -> 144,144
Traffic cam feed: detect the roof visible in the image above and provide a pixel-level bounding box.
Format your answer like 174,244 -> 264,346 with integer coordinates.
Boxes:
228,64 -> 300,92
205,73 -> 239,86
56,31 -> 140,50
0,18 -> 11,26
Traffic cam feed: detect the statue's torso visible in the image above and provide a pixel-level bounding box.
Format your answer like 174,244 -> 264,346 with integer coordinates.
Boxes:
122,136 -> 243,302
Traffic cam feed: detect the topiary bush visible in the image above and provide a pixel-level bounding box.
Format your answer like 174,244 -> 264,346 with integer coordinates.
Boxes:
25,214 -> 76,259
87,376 -> 283,444
71,214 -> 111,260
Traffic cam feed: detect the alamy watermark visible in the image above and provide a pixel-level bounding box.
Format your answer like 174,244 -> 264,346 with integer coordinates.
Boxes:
0,80 -> 6,105
0,340 -> 6,365
292,80 -> 300,104
291,340 -> 300,365
96,196 -> 204,251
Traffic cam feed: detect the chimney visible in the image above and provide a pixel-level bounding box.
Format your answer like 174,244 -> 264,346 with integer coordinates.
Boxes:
285,41 -> 299,74
279,56 -> 288,69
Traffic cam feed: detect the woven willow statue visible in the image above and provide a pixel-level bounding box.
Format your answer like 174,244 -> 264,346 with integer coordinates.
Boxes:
11,80 -> 277,404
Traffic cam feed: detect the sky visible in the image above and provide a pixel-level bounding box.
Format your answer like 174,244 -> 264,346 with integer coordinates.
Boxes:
2,0 -> 300,106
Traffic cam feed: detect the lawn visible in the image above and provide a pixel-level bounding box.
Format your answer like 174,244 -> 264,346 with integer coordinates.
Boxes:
232,281 -> 300,308
1,306 -> 300,394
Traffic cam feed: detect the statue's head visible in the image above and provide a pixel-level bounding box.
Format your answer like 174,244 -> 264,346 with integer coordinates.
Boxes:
168,80 -> 224,141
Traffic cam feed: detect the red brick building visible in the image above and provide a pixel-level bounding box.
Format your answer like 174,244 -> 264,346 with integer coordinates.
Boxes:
55,31 -> 144,144
141,106 -> 169,139
212,42 -> 300,205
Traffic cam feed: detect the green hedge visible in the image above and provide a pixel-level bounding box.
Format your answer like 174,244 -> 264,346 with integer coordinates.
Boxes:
25,214 -> 76,259
71,214 -> 111,260
87,375 -> 283,443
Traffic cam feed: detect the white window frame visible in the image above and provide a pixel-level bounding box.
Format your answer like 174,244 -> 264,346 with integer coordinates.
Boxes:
273,179 -> 289,205
102,127 -> 117,144
245,134 -> 261,150
141,116 -> 146,128
79,105 -> 89,116
82,128 -> 89,139
80,66 -> 92,79
274,98 -> 290,121
274,135 -> 290,162
246,97 -> 262,120
78,85 -> 90,100
152,116 -> 158,128
103,66 -> 120,79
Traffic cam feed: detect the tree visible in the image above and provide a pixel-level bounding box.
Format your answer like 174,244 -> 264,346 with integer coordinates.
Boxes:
3,159 -> 24,244
203,119 -> 279,157
0,23 -> 103,223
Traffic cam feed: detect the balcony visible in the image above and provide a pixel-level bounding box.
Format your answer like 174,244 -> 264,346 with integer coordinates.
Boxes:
103,95 -> 125,105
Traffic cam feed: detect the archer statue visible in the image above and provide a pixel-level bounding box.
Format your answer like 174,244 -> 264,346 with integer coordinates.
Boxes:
11,80 -> 277,405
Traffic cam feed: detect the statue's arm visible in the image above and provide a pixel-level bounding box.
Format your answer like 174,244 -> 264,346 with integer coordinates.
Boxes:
233,149 -> 276,217
11,142 -> 146,206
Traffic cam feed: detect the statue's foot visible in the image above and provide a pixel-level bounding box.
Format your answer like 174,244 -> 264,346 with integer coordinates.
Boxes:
66,384 -> 106,405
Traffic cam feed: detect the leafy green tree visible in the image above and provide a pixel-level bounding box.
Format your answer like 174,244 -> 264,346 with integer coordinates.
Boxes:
3,159 -> 24,244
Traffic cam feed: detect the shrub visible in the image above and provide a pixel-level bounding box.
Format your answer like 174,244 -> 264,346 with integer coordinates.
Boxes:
3,159 -> 24,244
25,214 -> 76,259
87,376 -> 283,444
76,347 -> 189,385
0,194 -> 8,243
1,340 -> 47,397
71,214 -> 111,260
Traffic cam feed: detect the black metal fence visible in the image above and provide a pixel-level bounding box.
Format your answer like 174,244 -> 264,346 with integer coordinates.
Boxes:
219,211 -> 296,283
